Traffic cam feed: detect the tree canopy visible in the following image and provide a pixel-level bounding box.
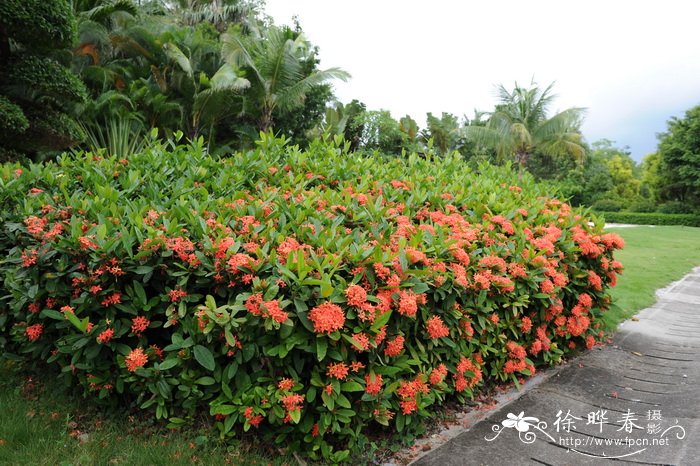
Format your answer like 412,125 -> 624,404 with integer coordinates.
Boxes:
0,0 -> 87,160
655,105 -> 700,211
463,82 -> 586,174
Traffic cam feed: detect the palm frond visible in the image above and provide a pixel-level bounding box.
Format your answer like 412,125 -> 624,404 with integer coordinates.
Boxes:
163,42 -> 193,78
210,63 -> 250,92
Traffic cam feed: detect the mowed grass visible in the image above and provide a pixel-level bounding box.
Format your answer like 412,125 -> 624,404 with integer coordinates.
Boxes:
603,225 -> 700,330
0,361 -> 290,466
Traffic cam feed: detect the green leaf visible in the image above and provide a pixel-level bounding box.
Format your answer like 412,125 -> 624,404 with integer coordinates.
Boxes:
195,376 -> 216,385
41,309 -> 65,321
134,265 -> 154,275
157,358 -> 179,371
412,281 -> 430,294
321,390 -> 335,410
193,345 -> 215,371
335,394 -> 351,409
342,334 -> 364,351
320,279 -> 333,298
397,414 -> 405,432
65,311 -> 89,333
164,42 -> 193,78
316,338 -> 327,361
133,281 -> 147,306
371,310 -> 392,332
211,404 -> 237,415
307,386 -> 317,403
341,381 -> 363,392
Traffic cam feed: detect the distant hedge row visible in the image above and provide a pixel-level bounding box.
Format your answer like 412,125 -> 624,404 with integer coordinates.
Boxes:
597,211 -> 700,227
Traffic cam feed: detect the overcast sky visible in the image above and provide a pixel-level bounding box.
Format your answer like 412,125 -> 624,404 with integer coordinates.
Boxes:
263,0 -> 700,161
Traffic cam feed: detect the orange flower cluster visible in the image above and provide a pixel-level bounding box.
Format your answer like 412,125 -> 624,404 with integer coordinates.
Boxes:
503,341 -> 534,375
351,332 -> 370,351
425,315 -> 449,339
168,289 -> 188,302
165,236 -> 197,264
25,323 -> 43,342
455,356 -> 482,392
327,362 -> 349,380
243,407 -> 264,427
97,328 -> 114,344
396,376 -> 429,415
131,316 -> 150,335
101,292 -> 121,307
244,294 -> 289,323
125,347 -> 148,372
384,335 -> 405,357
396,290 -> 427,317
278,378 -> 295,391
78,236 -> 98,250
429,364 -> 448,385
364,373 -> 383,395
345,284 -> 367,307
281,393 -> 304,413
308,302 -> 345,333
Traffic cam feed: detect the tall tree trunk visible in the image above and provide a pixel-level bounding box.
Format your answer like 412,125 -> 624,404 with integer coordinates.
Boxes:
515,150 -> 529,181
259,107 -> 273,133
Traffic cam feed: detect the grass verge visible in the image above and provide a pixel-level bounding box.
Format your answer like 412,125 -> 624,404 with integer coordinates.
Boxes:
603,225 -> 700,330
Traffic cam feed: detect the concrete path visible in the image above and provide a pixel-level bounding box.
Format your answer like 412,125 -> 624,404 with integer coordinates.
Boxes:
412,267 -> 700,466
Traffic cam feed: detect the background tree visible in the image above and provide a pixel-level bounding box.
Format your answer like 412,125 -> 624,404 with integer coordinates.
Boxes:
342,99 -> 366,152
355,110 -> 405,154
0,0 -> 87,160
220,24 -> 349,134
655,105 -> 700,211
463,81 -> 586,175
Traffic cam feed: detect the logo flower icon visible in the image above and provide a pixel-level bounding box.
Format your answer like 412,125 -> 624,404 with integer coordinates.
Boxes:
502,411 -> 540,432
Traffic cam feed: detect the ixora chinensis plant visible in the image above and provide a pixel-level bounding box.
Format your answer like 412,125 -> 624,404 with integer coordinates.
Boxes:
0,134 -> 623,462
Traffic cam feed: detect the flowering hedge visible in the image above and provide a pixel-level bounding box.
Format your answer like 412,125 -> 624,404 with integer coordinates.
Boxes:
0,135 -> 623,462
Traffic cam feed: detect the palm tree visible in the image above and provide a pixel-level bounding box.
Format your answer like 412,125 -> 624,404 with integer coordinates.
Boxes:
463,81 -> 586,175
220,25 -> 350,133
163,37 -> 250,142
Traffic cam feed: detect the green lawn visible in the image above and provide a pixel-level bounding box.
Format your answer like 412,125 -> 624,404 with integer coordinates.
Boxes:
603,225 -> 700,330
0,360 -> 289,466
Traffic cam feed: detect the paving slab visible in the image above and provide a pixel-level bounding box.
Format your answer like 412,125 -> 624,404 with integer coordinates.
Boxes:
412,267 -> 700,466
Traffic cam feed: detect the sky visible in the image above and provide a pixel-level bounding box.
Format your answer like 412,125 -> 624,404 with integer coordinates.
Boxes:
263,0 -> 700,161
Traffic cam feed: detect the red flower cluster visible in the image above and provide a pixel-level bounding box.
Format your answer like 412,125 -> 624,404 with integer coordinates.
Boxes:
455,356 -> 482,392
25,323 -> 43,342
308,302 -> 345,333
278,378 -> 295,391
364,373 -> 383,395
281,394 -> 304,413
131,316 -> 150,335
125,348 -> 148,372
97,328 -> 114,344
425,315 -> 450,339
396,375 -> 429,415
429,364 -> 448,385
244,294 -> 288,323
384,335 -> 405,357
326,362 -> 349,380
